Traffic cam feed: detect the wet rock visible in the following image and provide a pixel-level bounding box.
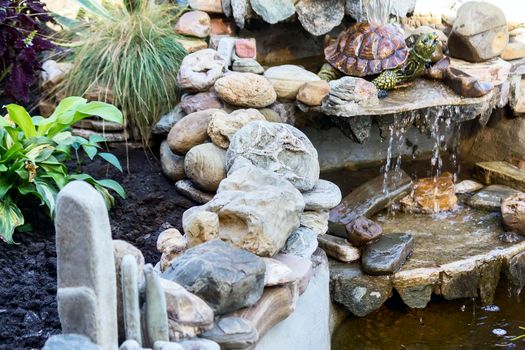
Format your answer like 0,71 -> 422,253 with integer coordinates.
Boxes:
399,173 -> 458,213
177,49 -> 225,92
296,0 -> 345,36
468,185 -> 521,211
167,109 -> 220,155
361,233 -> 414,276
43,334 -> 102,350
319,77 -> 379,117
302,179 -> 342,211
317,235 -> 360,263
145,264 -> 170,346
280,227 -> 318,259
160,141 -> 185,182
474,161 -> 525,193
162,240 -> 266,314
179,338 -> 220,350
330,262 -> 392,317
455,179 -> 484,194
448,2 -> 509,62
234,38 -> 256,59
232,58 -> 264,74
273,254 -> 313,295
184,143 -> 226,192
395,284 -> 433,309
215,73 -> 276,108
184,165 -> 304,256
180,91 -> 224,115
296,80 -> 330,107
499,232 -> 523,243
226,121 -> 320,191
188,0 -> 222,13
121,256 -> 142,345
154,341 -> 184,350
159,279 -> 214,341
201,317 -> 259,349
346,216 -> 382,247
263,65 -> 321,100
175,11 -> 211,38
153,105 -> 185,136
250,0 -> 295,24
300,210 -> 329,235
183,208 -> 220,247
502,193 -> 525,235
175,179 -> 215,204
207,109 -> 265,149
262,257 -> 295,286
329,170 -> 412,237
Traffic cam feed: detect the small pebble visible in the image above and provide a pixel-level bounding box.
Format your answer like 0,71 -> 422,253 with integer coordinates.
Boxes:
492,328 -> 507,336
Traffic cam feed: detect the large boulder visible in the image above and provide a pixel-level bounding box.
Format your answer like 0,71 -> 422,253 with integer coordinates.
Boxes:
214,73 -> 277,108
182,165 -> 305,256
162,240 -> 266,314
167,109 -> 220,155
177,49 -> 225,92
448,2 -> 509,62
263,65 -> 321,100
184,143 -> 226,192
226,121 -> 320,192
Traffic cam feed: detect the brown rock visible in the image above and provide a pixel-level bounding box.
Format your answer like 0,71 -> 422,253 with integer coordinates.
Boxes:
167,109 -> 219,155
502,193 -> 525,235
210,18 -> 236,35
160,141 -> 185,181
214,73 -> 276,108
184,143 -> 226,192
176,37 -> 208,53
474,161 -> 525,192
175,11 -> 211,38
235,38 -> 257,58
400,173 -> 458,213
346,216 -> 382,247
317,235 -> 360,263
296,80 -> 330,106
188,0 -> 222,13
157,228 -> 187,271
180,91 -> 223,115
207,108 -> 265,148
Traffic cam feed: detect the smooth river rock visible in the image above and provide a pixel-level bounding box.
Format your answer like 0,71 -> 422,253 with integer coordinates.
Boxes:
184,143 -> 226,192
175,179 -> 215,204
180,92 -> 224,115
455,179 -> 484,194
214,73 -> 276,108
317,235 -> 360,263
296,80 -> 330,107
346,216 -> 382,247
207,109 -> 265,149
232,58 -> 265,74
177,49 -> 225,92
361,233 -> 414,276
250,0 -> 295,24
160,141 -> 185,182
178,338 -> 221,350
175,11 -> 211,38
296,0 -> 345,36
201,317 -> 259,349
167,109 -> 220,155
300,210 -> 329,235
302,179 -> 342,211
468,185 -> 522,210
162,240 -> 266,314
263,65 -> 321,100
502,193 -> 525,235
226,121 -> 320,192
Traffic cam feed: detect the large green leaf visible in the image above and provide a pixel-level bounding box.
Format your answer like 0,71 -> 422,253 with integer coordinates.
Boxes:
75,101 -> 124,124
4,104 -> 37,138
73,0 -> 114,20
34,179 -> 58,216
98,152 -> 123,172
0,177 -> 13,199
0,198 -> 24,244
26,144 -> 55,162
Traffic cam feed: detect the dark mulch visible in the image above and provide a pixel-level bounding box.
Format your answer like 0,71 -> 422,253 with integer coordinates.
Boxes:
0,145 -> 194,349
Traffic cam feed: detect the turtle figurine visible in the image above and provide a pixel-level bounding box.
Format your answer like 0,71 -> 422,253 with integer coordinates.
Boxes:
319,22 -> 440,98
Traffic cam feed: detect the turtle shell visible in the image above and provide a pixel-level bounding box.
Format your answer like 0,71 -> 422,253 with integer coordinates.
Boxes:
325,22 -> 409,77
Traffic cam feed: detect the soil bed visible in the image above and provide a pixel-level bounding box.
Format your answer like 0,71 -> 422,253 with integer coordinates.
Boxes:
0,145 -> 194,349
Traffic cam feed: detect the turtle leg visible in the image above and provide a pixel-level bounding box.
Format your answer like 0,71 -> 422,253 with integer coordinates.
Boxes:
318,63 -> 343,81
377,90 -> 388,98
372,70 -> 398,98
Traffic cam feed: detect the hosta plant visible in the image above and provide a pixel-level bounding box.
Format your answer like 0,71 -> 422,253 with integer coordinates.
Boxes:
0,96 -> 125,243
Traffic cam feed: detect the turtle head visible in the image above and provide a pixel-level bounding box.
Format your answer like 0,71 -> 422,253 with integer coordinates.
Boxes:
413,32 -> 439,62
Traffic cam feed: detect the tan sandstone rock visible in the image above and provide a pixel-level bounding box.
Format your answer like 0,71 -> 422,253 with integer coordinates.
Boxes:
214,73 -> 277,108
207,109 -> 265,149
167,109 -> 220,155
184,143 -> 226,192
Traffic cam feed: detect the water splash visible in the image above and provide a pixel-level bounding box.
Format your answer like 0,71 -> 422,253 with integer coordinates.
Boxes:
362,0 -> 392,25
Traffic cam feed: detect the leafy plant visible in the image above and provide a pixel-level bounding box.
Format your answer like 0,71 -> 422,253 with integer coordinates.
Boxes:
0,0 -> 56,101
58,0 -> 188,144
0,96 -> 126,243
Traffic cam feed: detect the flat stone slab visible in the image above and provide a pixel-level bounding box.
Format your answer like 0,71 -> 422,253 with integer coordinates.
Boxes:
474,161 -> 525,192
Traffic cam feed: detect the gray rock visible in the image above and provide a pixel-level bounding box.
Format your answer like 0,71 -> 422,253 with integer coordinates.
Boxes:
201,317 -> 258,349
302,179 -> 341,211
296,0 -> 345,36
217,37 -> 236,67
55,181 -> 118,349
250,0 -> 295,24
121,255 -> 143,345
396,285 -> 433,309
175,179 -> 215,204
232,58 -> 265,74
119,339 -> 142,350
222,0 -> 232,16
231,0 -> 251,28
153,105 -> 186,135
468,185 -> 521,210
43,334 -> 102,350
162,240 -> 266,314
154,341 -> 184,350
145,264 -> 169,346
361,233 -> 414,276
320,77 -> 379,117
330,262 -> 392,317
268,101 -> 296,124
160,141 -> 185,182
345,0 -> 416,21
280,227 -> 318,259
177,49 -> 226,92
226,121 -> 320,192
179,338 -> 221,350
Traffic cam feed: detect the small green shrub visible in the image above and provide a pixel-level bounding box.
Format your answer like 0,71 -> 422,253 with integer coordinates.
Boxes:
0,96 -> 126,243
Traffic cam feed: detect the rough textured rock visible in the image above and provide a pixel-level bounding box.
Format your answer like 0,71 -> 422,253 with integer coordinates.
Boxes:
175,179 -> 215,204
157,228 -> 187,271
362,233 -> 414,276
300,210 -> 329,235
180,91 -> 224,115
468,185 -> 521,210
167,109 -> 220,155
262,257 -> 295,286
188,0 -> 222,13
201,317 -> 259,349
455,179 -> 484,194
226,121 -> 320,191
184,143 -> 226,192
214,73 -> 276,108
250,0 -> 295,24
474,161 -> 525,193
161,141 -> 185,181
183,208 -> 220,247
302,179 -> 342,211
162,240 -> 266,314
296,80 -> 330,107
175,11 -> 211,38
231,0 -> 252,28
296,0 -> 345,36
346,216 -> 382,247
280,227 -> 318,259
43,334 -> 102,350
502,193 -> 525,235
159,279 -> 214,341
153,105 -> 185,136
448,2 -> 509,62
121,255 -> 142,345
177,49 -> 225,92
318,77 -> 379,116
55,181 -> 118,349
183,165 -> 305,256
263,65 -> 321,100
234,38 -> 257,59
317,235 -> 360,263
207,109 -> 265,149
145,264 -> 169,346
399,173 -> 458,213
232,58 -> 265,74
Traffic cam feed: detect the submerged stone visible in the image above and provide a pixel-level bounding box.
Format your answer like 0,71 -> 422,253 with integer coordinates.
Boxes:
361,233 -> 414,276
399,173 -> 458,213
468,185 -> 521,211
